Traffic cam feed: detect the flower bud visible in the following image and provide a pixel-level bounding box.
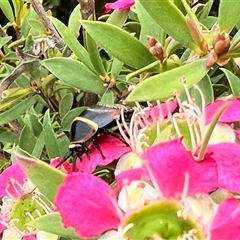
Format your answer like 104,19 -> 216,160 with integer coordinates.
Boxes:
187,18 -> 208,54
206,50 -> 218,67
147,36 -> 164,61
212,31 -> 230,56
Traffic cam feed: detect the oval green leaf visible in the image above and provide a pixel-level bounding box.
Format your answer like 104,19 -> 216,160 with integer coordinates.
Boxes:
0,96 -> 36,125
126,59 -> 209,102
80,20 -> 156,69
107,9 -> 129,28
138,0 -> 198,51
50,16 -> 94,71
18,125 -> 37,153
43,110 -> 61,159
220,68 -> 240,97
218,0 -> 240,33
28,213 -> 80,239
136,0 -> 164,45
14,148 -> 65,203
86,32 -> 107,76
0,36 -> 12,48
59,93 -> 73,119
42,57 -> 105,95
68,4 -> 82,36
0,1 -> 14,22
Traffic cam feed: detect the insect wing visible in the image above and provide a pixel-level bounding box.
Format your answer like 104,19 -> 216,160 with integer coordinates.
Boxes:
81,105 -> 120,128
70,117 -> 98,143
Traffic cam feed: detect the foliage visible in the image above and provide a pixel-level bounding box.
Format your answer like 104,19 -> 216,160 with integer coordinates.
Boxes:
1,0 -> 240,239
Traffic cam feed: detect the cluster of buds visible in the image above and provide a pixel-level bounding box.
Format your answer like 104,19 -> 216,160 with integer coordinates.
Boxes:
207,31 -> 231,67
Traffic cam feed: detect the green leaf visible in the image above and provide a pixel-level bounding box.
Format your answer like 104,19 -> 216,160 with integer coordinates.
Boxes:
86,33 -> 107,76
60,107 -> 86,132
31,130 -> 45,158
0,36 -> 12,48
0,0 -> 14,22
24,113 -> 42,136
0,96 -> 36,125
42,110 -> 61,159
68,4 -> 82,36
18,125 -> 36,153
42,57 -> 105,95
106,9 -> 129,28
59,93 -> 73,119
12,0 -> 21,18
136,1 -> 164,45
197,102 -> 229,160
14,148 -> 65,202
138,0 -> 198,52
220,68 -> 240,97
0,131 -> 18,144
99,90 -> 115,105
28,213 -> 80,239
80,20 -> 156,69
50,16 -> 94,71
110,58 -> 124,80
218,0 -> 240,33
126,59 -> 209,102
198,1 -> 214,20
28,19 -> 46,34
230,28 -> 240,51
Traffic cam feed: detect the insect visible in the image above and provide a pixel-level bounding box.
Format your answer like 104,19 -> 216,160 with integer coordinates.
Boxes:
58,104 -> 131,169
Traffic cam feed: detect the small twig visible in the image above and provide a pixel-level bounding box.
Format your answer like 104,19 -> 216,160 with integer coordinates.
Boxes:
0,64 -> 27,97
77,0 -> 98,107
0,47 -> 40,97
30,0 -> 65,49
0,24 -> 7,37
78,0 -> 96,20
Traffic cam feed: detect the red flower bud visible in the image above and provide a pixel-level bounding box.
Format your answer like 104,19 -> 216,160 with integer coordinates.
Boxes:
212,31 -> 230,56
147,36 -> 164,61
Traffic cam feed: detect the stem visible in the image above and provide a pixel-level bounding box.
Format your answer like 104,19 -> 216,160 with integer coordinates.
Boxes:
77,0 -> 98,106
30,0 -> 64,49
196,102 -> 230,161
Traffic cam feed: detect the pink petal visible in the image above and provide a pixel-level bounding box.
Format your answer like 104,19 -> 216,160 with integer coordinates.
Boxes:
0,161 -> 26,198
105,0 -> 134,13
55,173 -> 120,238
116,167 -> 143,189
205,99 -> 240,124
211,198 -> 240,240
23,235 -> 36,240
76,134 -> 130,173
0,223 -> 5,234
141,139 -> 218,198
207,143 -> 240,192
146,101 -> 177,120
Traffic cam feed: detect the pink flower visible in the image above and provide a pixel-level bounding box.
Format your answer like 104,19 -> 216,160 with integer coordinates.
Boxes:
206,142 -> 240,192
0,161 -> 26,198
116,83 -> 240,193
141,139 -> 218,197
0,162 -> 57,240
55,173 -> 120,238
210,198 -> 240,240
55,139 -> 240,239
205,98 -> 240,124
76,134 -> 130,173
105,0 -> 134,13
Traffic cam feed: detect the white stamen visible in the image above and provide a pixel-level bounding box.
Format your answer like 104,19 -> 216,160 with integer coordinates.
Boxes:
181,173 -> 189,202
107,191 -> 125,222
143,161 -> 163,198
172,114 -> 182,138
